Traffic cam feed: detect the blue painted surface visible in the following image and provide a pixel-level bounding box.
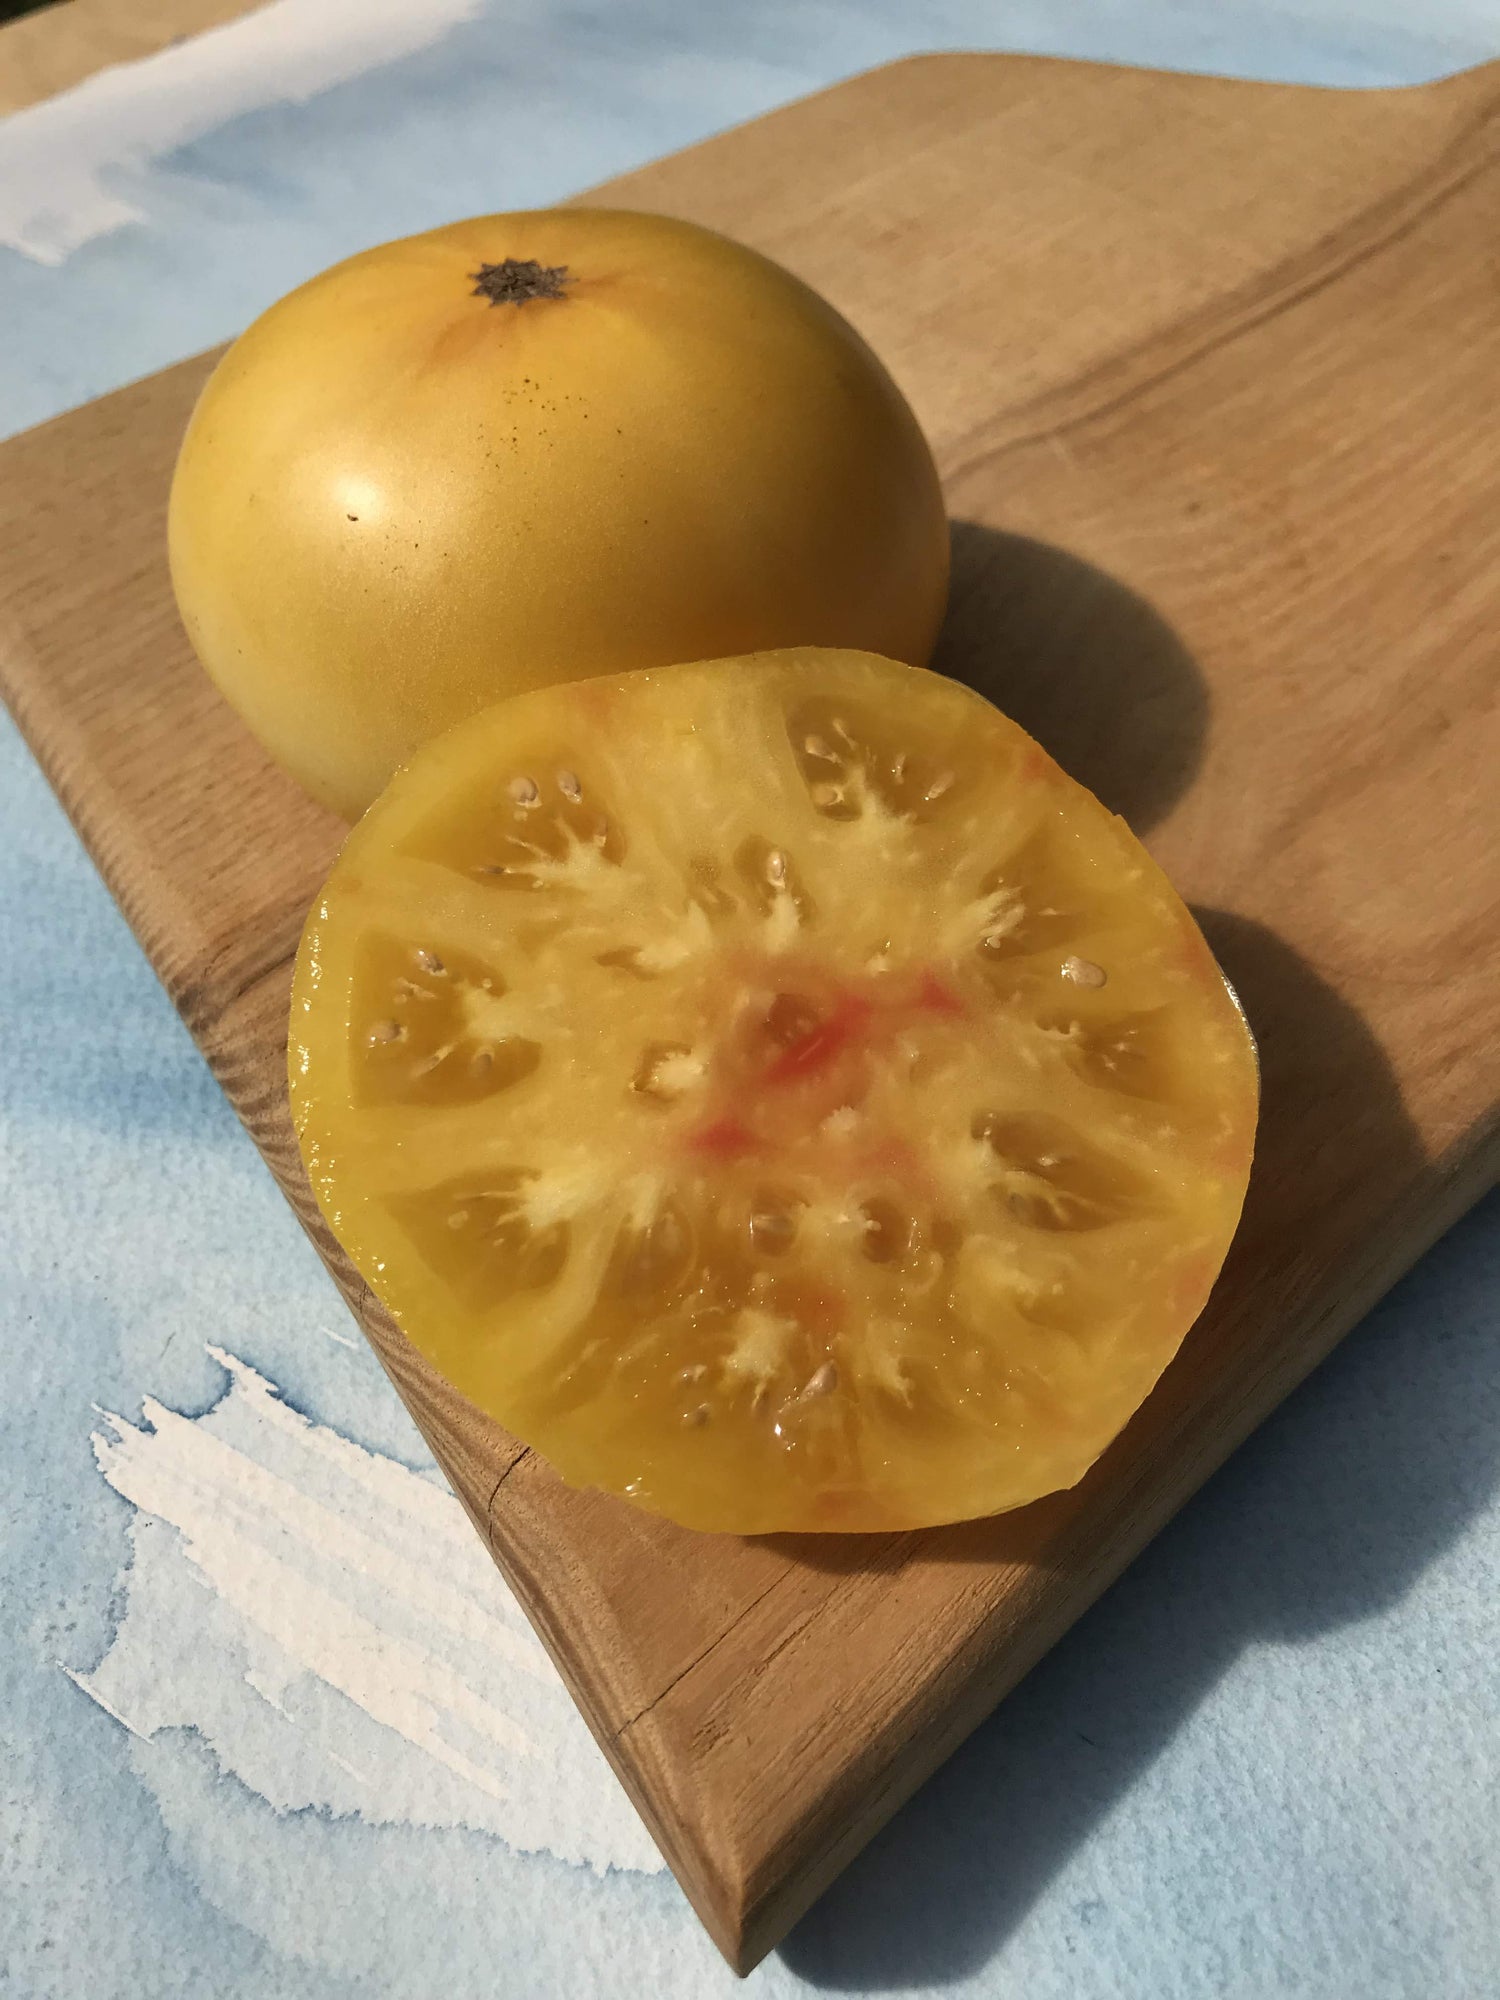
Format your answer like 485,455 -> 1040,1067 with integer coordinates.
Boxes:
1,6 -> 1496,1996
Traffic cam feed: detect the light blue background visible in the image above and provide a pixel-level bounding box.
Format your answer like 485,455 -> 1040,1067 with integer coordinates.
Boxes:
2,5 -> 1497,1997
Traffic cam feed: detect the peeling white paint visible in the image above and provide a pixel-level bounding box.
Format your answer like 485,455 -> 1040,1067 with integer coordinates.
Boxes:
68,1346 -> 662,1876
0,0 -> 482,264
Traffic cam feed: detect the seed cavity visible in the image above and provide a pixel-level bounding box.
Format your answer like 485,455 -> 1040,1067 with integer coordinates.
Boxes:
748,1201 -> 798,1257
973,1109 -> 1138,1232
687,858 -> 738,924
859,1196 -> 912,1264
1061,956 -> 1108,988
395,1173 -> 569,1307
610,1203 -> 695,1299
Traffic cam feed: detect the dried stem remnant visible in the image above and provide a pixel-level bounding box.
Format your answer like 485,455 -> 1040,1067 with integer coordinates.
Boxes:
470,258 -> 571,306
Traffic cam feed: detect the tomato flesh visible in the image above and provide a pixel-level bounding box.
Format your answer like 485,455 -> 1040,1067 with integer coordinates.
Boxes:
290,649 -> 1257,1533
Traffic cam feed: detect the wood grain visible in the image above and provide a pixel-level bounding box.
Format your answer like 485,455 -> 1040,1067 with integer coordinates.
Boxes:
3,52 -> 1498,1974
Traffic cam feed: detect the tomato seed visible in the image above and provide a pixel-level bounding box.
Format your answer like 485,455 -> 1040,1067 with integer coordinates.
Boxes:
1061,956 -> 1108,988
366,1018 -> 403,1045
749,1207 -> 797,1256
508,775 -> 539,806
557,769 -> 582,801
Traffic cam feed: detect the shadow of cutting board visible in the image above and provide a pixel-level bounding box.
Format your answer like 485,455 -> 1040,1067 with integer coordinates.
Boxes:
3,52 -> 1498,1975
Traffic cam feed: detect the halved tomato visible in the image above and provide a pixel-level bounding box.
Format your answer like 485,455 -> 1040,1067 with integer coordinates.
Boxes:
290,650 -> 1257,1533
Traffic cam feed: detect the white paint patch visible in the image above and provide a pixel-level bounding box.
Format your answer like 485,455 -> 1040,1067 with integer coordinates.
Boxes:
68,1346 -> 662,1876
0,0 -> 481,265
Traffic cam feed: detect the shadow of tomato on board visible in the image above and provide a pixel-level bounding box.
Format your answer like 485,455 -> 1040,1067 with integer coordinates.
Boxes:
932,519 -> 1209,835
774,528 -> 1492,1990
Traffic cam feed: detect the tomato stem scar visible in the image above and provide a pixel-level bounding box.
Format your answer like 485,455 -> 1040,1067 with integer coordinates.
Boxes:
469,259 -> 571,306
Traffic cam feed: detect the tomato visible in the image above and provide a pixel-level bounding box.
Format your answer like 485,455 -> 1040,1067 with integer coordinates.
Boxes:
168,208 -> 949,820
289,650 -> 1257,1534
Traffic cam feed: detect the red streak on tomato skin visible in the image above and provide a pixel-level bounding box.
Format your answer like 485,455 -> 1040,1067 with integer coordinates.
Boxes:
686,1116 -> 758,1161
764,994 -> 871,1086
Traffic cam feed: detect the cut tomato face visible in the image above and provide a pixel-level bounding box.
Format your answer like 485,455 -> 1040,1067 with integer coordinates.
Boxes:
290,650 -> 1257,1533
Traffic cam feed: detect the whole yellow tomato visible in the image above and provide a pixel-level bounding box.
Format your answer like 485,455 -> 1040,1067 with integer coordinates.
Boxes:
168,208 -> 950,819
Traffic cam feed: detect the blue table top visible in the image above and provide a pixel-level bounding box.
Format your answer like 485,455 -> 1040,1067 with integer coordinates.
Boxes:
2,7 -> 1496,1997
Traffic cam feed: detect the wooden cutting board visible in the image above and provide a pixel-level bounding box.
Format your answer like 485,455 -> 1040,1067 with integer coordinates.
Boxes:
3,51 -> 1498,1976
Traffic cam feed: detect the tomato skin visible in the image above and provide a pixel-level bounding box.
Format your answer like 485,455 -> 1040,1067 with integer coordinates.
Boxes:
168,208 -> 949,820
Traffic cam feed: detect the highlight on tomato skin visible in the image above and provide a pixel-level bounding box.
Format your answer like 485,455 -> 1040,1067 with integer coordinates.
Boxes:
167,206 -> 950,820
289,647 -> 1259,1535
